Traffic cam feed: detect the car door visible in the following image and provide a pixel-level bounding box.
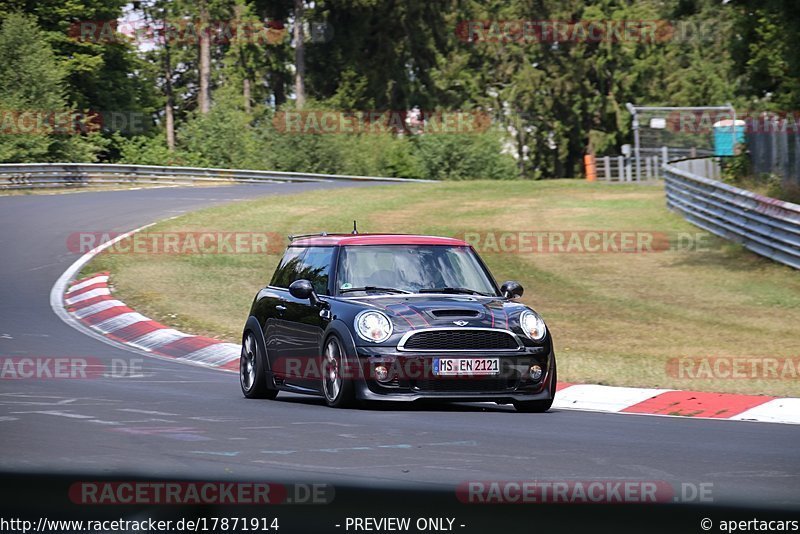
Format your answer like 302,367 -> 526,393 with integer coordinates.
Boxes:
262,246 -> 306,382
268,246 -> 334,391
254,246 -> 303,337
279,246 -> 334,391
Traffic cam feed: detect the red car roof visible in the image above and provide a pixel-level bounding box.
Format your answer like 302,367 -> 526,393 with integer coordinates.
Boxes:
290,234 -> 469,247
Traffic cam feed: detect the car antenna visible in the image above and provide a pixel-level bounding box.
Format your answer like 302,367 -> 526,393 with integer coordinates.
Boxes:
352,220 -> 358,235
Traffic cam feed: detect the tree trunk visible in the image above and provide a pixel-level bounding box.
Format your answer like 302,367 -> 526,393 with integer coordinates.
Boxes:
243,77 -> 251,114
165,98 -> 175,151
198,2 -> 211,114
293,0 -> 306,109
162,14 -> 175,150
142,2 -> 175,151
233,3 -> 251,114
271,70 -> 286,107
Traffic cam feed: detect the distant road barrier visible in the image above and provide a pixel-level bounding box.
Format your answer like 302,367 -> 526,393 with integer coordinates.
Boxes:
664,157 -> 800,269
0,163 -> 432,190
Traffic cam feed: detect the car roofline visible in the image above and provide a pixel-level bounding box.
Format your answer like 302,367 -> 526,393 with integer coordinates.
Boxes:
288,234 -> 470,247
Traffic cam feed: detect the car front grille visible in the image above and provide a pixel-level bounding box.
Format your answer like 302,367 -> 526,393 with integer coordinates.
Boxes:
411,377 -> 517,392
400,329 -> 520,351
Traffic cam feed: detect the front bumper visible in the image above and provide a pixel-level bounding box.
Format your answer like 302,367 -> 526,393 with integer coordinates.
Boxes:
351,345 -> 555,403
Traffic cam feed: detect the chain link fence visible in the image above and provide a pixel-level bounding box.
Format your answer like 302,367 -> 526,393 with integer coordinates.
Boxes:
747,121 -> 800,187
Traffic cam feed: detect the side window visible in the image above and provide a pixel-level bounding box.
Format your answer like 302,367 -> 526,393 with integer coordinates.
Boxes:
270,247 -> 306,288
297,247 -> 334,295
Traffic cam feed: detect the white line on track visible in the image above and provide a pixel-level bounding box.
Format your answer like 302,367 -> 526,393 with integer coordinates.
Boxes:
117,408 -> 179,416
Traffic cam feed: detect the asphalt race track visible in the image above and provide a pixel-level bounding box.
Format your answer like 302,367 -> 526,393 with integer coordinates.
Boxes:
0,183 -> 798,514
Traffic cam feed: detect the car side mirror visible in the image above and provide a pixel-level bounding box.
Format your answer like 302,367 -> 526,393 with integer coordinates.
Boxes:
289,279 -> 323,307
500,280 -> 524,299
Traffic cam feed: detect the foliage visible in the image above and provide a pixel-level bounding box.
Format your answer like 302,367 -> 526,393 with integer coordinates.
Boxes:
721,151 -> 751,184
728,0 -> 800,111
0,13 -> 105,162
114,133 -> 195,166
177,82 -> 267,169
411,130 -> 516,181
721,151 -> 800,204
3,0 -> 800,180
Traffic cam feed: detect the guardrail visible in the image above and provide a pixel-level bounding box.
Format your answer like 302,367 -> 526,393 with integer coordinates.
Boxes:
0,163 -> 431,190
663,157 -> 800,269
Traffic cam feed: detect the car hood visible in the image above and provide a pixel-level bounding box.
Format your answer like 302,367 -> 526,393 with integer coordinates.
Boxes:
345,294 -> 529,330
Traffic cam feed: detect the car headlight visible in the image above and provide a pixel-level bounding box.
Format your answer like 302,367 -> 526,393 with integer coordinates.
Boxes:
355,311 -> 393,343
520,310 -> 547,341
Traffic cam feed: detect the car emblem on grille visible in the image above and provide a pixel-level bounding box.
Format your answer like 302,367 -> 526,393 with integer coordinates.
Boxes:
453,320 -> 469,326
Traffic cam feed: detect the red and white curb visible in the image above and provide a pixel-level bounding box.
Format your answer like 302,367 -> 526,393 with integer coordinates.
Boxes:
64,272 -> 240,372
552,383 -> 800,425
60,272 -> 800,425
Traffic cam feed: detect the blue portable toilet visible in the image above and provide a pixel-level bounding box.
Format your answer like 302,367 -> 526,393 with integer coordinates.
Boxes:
713,119 -> 746,156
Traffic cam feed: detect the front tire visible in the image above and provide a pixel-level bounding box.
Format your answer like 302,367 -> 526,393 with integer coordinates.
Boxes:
513,358 -> 557,413
321,335 -> 356,408
240,330 -> 278,399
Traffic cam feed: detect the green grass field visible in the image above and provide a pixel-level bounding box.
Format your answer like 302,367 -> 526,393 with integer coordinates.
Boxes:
83,180 -> 800,397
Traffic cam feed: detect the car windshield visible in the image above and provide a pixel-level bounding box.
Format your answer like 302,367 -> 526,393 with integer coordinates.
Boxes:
335,245 -> 497,296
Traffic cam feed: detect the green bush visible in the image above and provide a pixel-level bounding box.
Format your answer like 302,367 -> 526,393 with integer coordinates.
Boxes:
177,87 -> 268,170
114,134 -> 194,166
411,129 -> 517,180
721,151 -> 750,184
114,91 -> 517,180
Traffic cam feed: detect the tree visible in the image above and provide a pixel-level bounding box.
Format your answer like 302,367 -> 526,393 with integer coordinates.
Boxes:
0,0 -> 156,119
430,0 -> 739,178
139,0 -> 177,150
729,0 -> 800,111
293,0 -> 306,108
303,0 -> 451,110
198,0 -> 212,113
0,13 -> 104,162
224,0 -> 272,113
178,80 -> 268,169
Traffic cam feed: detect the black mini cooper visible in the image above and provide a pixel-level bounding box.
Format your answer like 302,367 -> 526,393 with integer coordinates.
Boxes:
239,233 -> 556,412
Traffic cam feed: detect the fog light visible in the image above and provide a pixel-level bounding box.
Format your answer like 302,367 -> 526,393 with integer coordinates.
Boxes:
529,364 -> 543,381
374,365 -> 389,382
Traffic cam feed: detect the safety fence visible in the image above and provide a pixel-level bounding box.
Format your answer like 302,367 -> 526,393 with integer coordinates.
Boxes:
0,163 -> 430,190
663,158 -> 800,269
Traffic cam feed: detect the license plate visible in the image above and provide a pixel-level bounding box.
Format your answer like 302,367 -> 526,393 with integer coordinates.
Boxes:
433,358 -> 500,376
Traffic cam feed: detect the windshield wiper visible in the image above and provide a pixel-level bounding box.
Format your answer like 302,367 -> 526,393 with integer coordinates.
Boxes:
418,287 -> 489,296
339,286 -> 412,294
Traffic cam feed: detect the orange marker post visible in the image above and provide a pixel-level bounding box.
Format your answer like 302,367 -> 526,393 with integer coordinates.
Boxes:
584,154 -> 597,182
